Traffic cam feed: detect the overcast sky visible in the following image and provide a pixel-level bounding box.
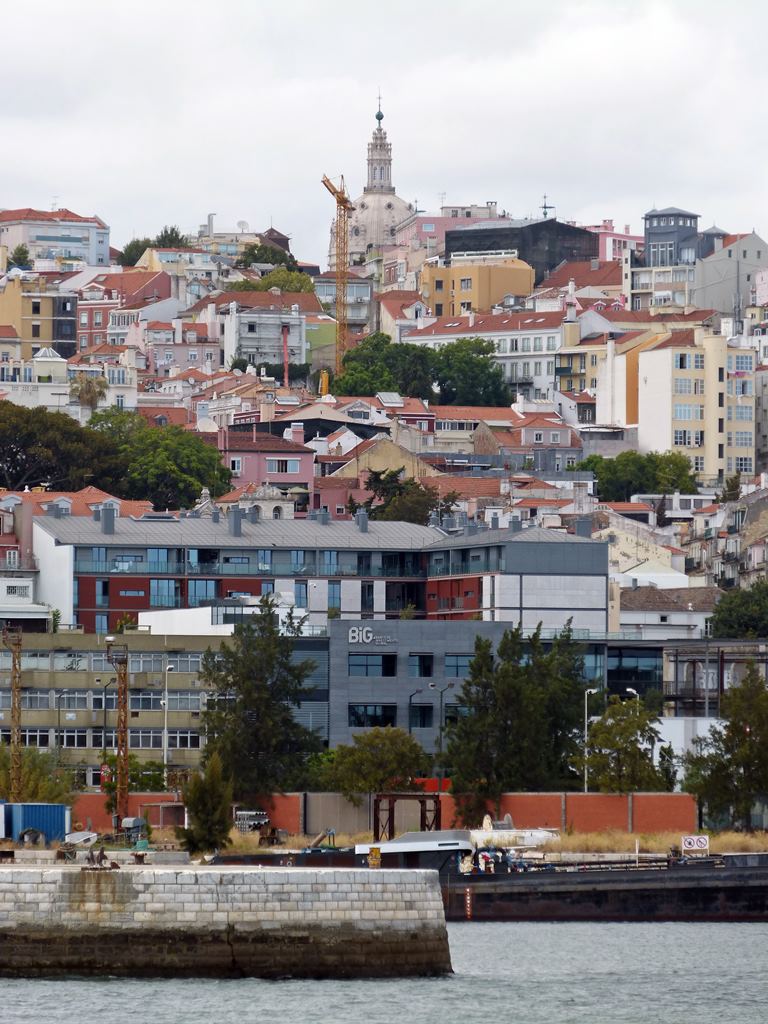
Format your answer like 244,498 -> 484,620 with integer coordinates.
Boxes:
1,1 -> 764,266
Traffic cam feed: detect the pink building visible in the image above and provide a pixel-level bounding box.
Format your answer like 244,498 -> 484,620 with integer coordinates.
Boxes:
573,219 -> 644,262
217,427 -> 315,512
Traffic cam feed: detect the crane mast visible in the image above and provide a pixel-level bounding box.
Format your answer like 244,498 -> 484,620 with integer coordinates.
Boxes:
2,626 -> 23,802
322,174 -> 355,376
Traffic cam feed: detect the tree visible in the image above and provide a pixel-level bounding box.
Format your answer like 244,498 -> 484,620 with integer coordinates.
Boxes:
101,754 -> 165,813
433,337 -> 511,406
89,410 -> 230,508
176,752 -> 233,855
445,624 -> 585,823
238,243 -> 298,271
577,451 -> 698,502
260,361 -> 311,384
8,244 -> 30,269
719,472 -> 741,503
334,332 -> 434,399
238,267 -> 314,293
707,579 -> 768,638
0,747 -> 75,803
200,597 -> 322,803
69,373 -> 108,414
578,695 -> 670,793
327,728 -> 431,806
683,662 -> 768,830
0,402 -> 121,491
117,237 -> 153,267
353,467 -> 457,526
153,225 -> 190,249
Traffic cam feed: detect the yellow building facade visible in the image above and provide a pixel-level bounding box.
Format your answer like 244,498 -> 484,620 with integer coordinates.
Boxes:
420,252 -> 534,316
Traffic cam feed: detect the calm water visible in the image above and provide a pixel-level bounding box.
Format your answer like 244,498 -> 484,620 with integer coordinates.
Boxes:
3,922 -> 767,1024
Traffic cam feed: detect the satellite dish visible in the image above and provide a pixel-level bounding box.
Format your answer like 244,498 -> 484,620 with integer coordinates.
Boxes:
237,220 -> 249,233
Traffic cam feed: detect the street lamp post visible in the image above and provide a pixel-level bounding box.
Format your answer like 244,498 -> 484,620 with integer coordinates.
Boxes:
407,688 -> 423,735
626,687 -> 640,714
583,688 -> 598,793
429,682 -> 455,777
163,664 -> 174,788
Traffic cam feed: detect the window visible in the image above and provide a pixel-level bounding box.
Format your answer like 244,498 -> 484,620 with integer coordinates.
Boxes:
22,690 -> 50,710
62,729 -> 88,748
348,653 -> 397,676
348,704 -> 397,728
328,580 -> 341,609
79,312 -> 88,326
459,277 -> 472,290
189,579 -> 216,607
534,361 -> 542,376
321,550 -> 339,573
295,581 -> 308,608
546,336 -> 557,351
736,457 -> 753,473
230,457 -> 242,475
95,613 -> 108,633
32,324 -> 40,338
168,730 -> 201,749
693,456 -> 705,472
435,279 -> 443,292
266,458 -> 300,474
694,353 -> 705,369
31,300 -> 41,315
550,432 -> 560,444
547,361 -> 554,374
22,729 -> 50,748
435,303 -> 443,316
735,405 -> 753,421
674,378 -> 692,394
408,654 -> 434,678
521,338 -> 531,352
130,691 -> 163,711
735,354 -> 753,372
409,704 -> 434,729
257,549 -> 272,572
149,579 -> 178,608
445,653 -> 473,677
734,432 -> 753,448
674,354 -> 690,369
533,336 -> 543,352
534,431 -> 543,443
94,312 -> 103,327
129,729 -> 162,749
674,429 -> 690,447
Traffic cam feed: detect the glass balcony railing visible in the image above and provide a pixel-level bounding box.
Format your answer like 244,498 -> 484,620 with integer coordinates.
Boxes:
74,558 -> 427,579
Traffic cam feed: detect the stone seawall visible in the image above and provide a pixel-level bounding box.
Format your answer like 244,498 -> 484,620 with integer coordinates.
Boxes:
0,866 -> 451,978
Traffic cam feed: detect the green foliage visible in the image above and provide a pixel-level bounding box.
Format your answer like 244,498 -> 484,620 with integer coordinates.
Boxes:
229,356 -> 249,371
0,402 -> 121,491
201,597 -> 322,803
708,578 -> 768,638
8,243 -> 30,269
259,361 -> 311,384
300,749 -> 337,791
351,467 -> 457,526
718,472 -> 741,503
118,237 -> 153,266
327,728 -> 431,806
577,451 -> 698,502
69,373 -> 108,412
0,746 -> 76,803
231,267 -> 314,293
683,662 -> 768,830
578,695 -> 671,793
433,337 -> 511,405
153,225 -> 190,249
89,409 -> 230,509
101,754 -> 166,813
445,624 -> 586,823
237,243 -> 298,271
176,752 -> 233,855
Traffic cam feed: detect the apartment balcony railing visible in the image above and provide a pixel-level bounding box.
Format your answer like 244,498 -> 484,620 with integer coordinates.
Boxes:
429,560 -> 503,577
74,559 -> 427,579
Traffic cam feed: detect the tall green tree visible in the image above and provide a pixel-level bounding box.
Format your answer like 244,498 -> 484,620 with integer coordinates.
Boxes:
101,754 -> 166,813
445,624 -> 585,823
433,337 -> 511,406
577,451 -> 698,501
200,597 -> 322,803
578,695 -> 670,793
176,752 -> 234,855
8,243 -> 30,269
117,237 -> 153,267
334,332 -> 434,399
153,225 -> 190,249
683,662 -> 768,830
718,472 -> 741,503
69,372 -> 108,413
352,467 -> 457,525
238,243 -> 298,271
0,746 -> 75,803
0,403 -> 121,491
241,267 -> 314,293
328,728 -> 431,806
707,579 -> 768,638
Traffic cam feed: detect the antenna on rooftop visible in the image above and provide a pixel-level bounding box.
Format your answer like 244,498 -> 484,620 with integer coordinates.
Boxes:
51,195 -> 59,211
438,191 -> 447,207
237,220 -> 249,234
541,194 -> 555,218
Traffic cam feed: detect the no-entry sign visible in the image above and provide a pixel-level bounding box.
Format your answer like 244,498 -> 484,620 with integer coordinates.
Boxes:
681,834 -> 710,853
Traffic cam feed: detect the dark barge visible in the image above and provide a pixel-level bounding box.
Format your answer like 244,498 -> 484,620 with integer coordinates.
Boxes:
214,830 -> 768,922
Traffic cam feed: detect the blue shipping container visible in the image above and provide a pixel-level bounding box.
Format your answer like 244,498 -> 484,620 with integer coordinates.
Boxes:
6,804 -> 71,843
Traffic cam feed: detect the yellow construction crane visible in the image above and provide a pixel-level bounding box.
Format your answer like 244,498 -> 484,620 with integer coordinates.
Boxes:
2,626 -> 23,801
321,174 -> 355,377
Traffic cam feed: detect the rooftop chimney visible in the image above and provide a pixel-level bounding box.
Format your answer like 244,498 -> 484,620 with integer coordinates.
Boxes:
491,514 -> 500,530
356,509 -> 369,533
229,506 -> 242,537
211,508 -> 220,524
247,506 -> 259,524
574,516 -> 593,538
290,422 -> 305,445
509,517 -> 522,533
101,506 -> 116,535
318,509 -> 330,525
92,507 -> 101,522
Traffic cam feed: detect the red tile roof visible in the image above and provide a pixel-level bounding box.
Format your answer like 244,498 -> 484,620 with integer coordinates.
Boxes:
420,475 -> 503,498
652,329 -> 696,349
723,234 -> 749,247
544,260 -> 622,290
146,321 -> 173,330
2,485 -> 151,517
0,207 -> 107,227
584,308 -> 716,324
512,497 -> 572,508
430,405 -> 517,420
0,326 -> 20,339
403,311 -> 566,339
186,290 -> 322,315
560,390 -> 596,404
223,432 -> 314,454
602,502 -> 654,512
136,407 -> 190,427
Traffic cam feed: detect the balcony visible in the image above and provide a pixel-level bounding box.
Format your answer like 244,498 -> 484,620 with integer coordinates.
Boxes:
429,560 -> 503,577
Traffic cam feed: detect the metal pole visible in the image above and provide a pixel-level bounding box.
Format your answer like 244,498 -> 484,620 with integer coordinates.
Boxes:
407,688 -> 422,735
704,636 -> 710,719
106,639 -> 130,824
584,688 -> 598,793
163,664 -> 174,788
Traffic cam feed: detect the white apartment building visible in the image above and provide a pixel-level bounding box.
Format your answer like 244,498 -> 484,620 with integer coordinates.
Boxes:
402,311 -> 575,400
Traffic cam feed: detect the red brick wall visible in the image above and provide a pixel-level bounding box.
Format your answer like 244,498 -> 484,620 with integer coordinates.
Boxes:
72,792 -> 179,832
565,793 -> 628,832
632,793 -> 697,833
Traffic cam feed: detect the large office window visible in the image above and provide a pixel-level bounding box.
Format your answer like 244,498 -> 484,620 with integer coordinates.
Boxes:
295,581 -> 308,608
189,579 -> 217,607
348,704 -> 397,728
445,654 -> 473,677
348,653 -> 397,676
408,704 -> 434,729
408,653 -> 434,678
328,580 -> 341,609
150,579 -> 178,608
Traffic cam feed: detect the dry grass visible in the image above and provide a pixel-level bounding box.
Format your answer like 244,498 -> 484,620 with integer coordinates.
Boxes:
542,830 -> 768,855
225,829 -> 373,853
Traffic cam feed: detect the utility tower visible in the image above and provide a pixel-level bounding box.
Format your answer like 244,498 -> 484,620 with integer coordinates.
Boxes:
106,638 -> 130,822
322,174 -> 355,376
2,626 -> 22,801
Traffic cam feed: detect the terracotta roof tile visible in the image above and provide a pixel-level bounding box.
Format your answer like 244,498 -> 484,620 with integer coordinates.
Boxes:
544,259 -> 622,290
0,207 -> 107,227
186,290 -> 322,315
403,311 -> 566,339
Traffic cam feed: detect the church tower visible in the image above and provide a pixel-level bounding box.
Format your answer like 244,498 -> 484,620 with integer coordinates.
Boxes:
365,107 -> 395,194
